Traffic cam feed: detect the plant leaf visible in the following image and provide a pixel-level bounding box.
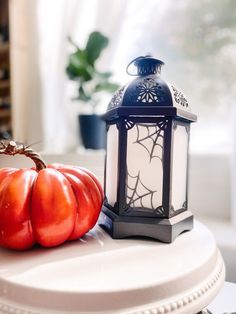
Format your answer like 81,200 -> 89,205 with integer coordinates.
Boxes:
66,50 -> 94,81
94,82 -> 120,93
85,31 -> 109,65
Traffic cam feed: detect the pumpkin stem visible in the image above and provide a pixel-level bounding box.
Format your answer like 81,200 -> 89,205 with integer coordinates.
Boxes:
0,140 -> 47,172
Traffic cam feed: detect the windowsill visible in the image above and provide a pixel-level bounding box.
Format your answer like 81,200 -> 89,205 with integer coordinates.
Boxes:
197,215 -> 236,283
198,216 -> 236,248
189,153 -> 230,220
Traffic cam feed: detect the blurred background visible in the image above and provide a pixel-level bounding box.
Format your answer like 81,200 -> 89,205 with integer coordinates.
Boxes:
0,0 -> 236,281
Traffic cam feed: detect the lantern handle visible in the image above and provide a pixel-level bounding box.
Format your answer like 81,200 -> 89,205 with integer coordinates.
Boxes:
126,55 -> 164,76
126,56 -> 146,76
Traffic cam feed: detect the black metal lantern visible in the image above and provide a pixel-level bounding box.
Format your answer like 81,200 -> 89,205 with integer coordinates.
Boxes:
99,56 -> 197,243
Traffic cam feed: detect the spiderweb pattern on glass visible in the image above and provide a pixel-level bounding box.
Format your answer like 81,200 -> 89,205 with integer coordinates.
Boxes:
126,171 -> 156,210
134,120 -> 168,162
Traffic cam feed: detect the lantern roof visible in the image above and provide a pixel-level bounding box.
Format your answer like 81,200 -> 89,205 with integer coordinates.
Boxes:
105,56 -> 197,122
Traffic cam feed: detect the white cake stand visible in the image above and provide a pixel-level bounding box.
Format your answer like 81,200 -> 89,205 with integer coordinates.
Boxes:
0,221 -> 225,314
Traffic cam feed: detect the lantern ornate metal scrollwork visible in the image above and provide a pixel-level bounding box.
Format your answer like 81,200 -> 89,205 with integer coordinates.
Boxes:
99,56 -> 197,243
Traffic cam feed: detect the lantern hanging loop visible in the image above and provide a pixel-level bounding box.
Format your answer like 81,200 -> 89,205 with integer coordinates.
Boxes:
126,55 -> 164,77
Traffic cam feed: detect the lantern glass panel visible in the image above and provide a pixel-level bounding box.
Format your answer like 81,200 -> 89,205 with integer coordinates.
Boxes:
105,124 -> 119,206
171,121 -> 189,211
125,120 -> 167,214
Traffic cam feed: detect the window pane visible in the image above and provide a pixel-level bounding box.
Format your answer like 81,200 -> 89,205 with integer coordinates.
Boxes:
126,121 -> 167,213
171,122 -> 189,211
106,124 -> 118,206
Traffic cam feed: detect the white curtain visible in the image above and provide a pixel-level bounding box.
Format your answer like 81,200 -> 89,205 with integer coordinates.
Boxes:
10,0 -> 128,152
37,0 -> 131,152
11,0 -> 171,153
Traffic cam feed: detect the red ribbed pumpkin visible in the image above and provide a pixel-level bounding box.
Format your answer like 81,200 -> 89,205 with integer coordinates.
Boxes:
0,141 -> 103,250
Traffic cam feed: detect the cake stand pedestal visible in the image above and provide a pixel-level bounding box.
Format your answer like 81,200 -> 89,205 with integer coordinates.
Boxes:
0,221 -> 225,314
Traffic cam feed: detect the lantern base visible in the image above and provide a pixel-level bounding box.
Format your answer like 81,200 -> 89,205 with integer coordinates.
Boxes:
99,206 -> 193,243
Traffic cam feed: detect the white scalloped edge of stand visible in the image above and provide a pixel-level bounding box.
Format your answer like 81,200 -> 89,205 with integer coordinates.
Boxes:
131,251 -> 225,314
0,303 -> 40,314
0,251 -> 225,314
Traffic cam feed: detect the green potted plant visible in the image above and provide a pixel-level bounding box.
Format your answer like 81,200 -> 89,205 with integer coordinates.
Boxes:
66,31 -> 119,149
